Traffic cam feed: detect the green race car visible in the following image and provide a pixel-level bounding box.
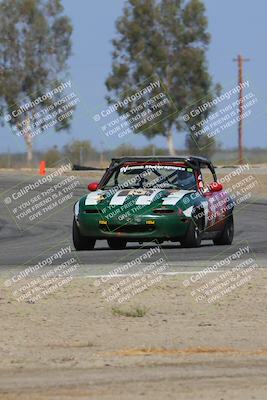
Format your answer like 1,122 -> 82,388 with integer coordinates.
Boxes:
73,156 -> 234,250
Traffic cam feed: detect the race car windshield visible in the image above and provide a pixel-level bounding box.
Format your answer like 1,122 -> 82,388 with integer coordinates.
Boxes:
102,164 -> 197,190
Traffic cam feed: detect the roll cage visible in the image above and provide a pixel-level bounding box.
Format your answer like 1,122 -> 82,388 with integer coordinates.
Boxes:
98,156 -> 217,189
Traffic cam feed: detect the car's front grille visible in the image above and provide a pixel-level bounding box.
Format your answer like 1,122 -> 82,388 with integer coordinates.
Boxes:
83,209 -> 100,214
153,208 -> 174,214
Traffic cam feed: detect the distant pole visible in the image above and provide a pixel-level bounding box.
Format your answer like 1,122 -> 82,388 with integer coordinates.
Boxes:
7,147 -> 11,168
79,146 -> 83,166
100,140 -> 104,167
233,54 -> 250,164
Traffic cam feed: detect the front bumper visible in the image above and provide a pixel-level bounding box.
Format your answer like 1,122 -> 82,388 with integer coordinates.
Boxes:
77,211 -> 190,241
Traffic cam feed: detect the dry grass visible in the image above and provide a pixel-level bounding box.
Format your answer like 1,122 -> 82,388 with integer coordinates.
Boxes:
111,306 -> 147,317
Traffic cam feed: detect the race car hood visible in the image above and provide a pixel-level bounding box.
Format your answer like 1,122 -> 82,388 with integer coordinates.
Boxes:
82,188 -> 195,208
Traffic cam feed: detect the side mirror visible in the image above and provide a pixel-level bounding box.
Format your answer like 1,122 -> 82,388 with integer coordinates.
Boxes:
209,182 -> 223,192
88,182 -> 99,191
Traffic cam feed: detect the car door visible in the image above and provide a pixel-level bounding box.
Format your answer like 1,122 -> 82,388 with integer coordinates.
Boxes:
200,166 -> 228,232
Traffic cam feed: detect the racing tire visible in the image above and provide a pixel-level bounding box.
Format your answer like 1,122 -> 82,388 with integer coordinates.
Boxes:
72,218 -> 96,250
213,214 -> 234,246
107,238 -> 127,250
180,221 -> 202,248
180,210 -> 204,248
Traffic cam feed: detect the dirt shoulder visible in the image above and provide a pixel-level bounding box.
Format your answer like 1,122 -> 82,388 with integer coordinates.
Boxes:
0,272 -> 267,399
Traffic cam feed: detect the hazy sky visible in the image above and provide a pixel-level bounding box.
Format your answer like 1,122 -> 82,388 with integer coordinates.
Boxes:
1,0 -> 266,154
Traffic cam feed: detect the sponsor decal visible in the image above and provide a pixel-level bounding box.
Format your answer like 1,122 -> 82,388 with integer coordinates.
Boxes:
128,189 -> 152,196
109,188 -> 163,206
85,191 -> 104,205
183,205 -> 193,217
109,190 -> 130,205
162,190 -> 194,206
135,189 -> 163,205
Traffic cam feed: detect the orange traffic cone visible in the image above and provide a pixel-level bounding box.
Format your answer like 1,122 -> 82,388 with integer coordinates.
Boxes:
39,160 -> 46,176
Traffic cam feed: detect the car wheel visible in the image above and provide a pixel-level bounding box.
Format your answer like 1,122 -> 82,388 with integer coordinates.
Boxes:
213,214 -> 234,245
107,238 -> 127,250
180,208 -> 204,248
72,218 -> 96,250
180,221 -> 201,248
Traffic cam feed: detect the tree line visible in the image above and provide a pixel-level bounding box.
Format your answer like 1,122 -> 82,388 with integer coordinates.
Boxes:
1,0 -> 220,161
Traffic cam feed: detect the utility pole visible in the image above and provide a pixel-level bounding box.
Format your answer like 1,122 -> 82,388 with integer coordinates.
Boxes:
100,140 -> 104,167
79,146 -> 83,166
233,54 -> 250,164
7,147 -> 11,169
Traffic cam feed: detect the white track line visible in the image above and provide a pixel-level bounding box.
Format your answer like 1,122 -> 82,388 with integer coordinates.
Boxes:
84,272 -> 200,278
83,269 -> 265,279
